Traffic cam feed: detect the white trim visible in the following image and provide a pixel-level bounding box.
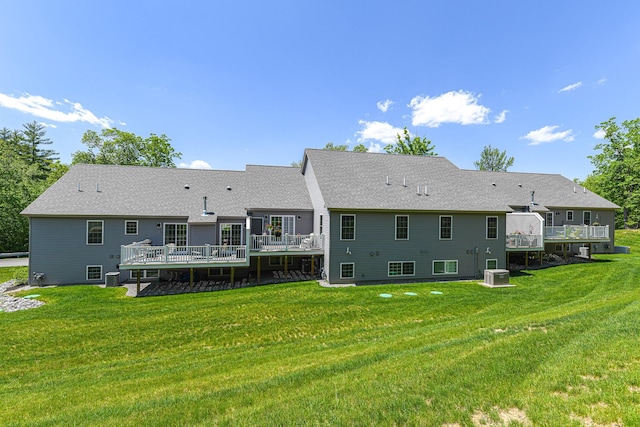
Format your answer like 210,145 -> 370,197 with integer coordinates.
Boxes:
340,262 -> 355,279
86,220 -> 104,245
486,259 -> 498,270
130,269 -> 159,280
86,265 -> 103,281
433,260 -> 458,275
486,216 -> 498,240
439,215 -> 453,240
395,215 -> 409,240
387,261 -> 415,277
124,220 -> 138,235
164,223 -> 188,246
545,212 -> 554,227
340,214 -> 356,241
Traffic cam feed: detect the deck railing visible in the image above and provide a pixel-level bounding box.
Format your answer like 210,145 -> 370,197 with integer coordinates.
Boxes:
506,234 -> 543,249
250,233 -> 323,252
544,225 -> 610,240
121,244 -> 247,265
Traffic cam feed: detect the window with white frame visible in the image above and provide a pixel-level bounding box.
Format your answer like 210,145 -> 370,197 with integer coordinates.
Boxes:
86,265 -> 103,281
566,211 -> 574,222
545,212 -> 554,227
341,214 -> 355,240
130,270 -> 159,280
433,260 -> 458,275
164,223 -> 187,246
395,215 -> 409,240
388,261 -> 415,277
486,216 -> 498,239
87,220 -> 104,245
125,220 -> 138,235
340,262 -> 355,279
439,216 -> 452,240
486,259 -> 498,270
583,211 -> 591,225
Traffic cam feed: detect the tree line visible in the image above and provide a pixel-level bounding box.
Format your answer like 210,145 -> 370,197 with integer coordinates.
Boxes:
0,124 -> 181,253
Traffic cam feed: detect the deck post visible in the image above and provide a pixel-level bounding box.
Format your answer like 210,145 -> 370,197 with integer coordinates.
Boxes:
539,251 -> 543,266
257,257 -> 261,283
231,267 -> 235,286
589,243 -> 592,260
563,244 -> 568,261
284,255 -> 288,275
190,268 -> 194,288
136,269 -> 141,294
311,255 -> 315,275
525,251 -> 529,269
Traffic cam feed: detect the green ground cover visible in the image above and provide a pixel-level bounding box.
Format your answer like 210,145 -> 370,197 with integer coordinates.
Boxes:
2,231 -> 640,426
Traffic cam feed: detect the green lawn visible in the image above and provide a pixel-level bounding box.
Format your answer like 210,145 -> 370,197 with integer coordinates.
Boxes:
2,232 -> 640,426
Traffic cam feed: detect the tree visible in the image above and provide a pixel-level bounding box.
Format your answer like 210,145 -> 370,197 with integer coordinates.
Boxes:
384,127 -> 436,156
585,117 -> 640,228
21,121 -> 59,172
323,142 -> 348,151
352,143 -> 368,153
473,145 -> 515,171
72,128 -> 181,167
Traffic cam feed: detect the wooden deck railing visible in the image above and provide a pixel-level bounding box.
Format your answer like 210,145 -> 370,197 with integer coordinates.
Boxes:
121,244 -> 247,265
543,225 -> 609,240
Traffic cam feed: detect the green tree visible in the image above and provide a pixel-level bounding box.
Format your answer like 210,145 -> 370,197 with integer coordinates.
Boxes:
323,142 -> 349,151
72,128 -> 181,167
21,121 -> 59,172
352,143 -> 368,153
473,145 -> 514,171
384,127 -> 436,156
585,117 -> 640,228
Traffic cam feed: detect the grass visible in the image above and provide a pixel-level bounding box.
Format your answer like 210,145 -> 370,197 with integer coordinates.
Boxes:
2,231 -> 640,426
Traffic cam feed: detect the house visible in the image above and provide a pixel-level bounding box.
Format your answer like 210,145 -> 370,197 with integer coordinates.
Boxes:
21,149 -> 619,287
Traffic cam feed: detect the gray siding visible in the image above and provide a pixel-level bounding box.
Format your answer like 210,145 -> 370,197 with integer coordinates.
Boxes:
327,211 -> 506,284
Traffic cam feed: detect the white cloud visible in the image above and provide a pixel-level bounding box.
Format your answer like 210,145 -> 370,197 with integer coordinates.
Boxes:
376,99 -> 394,113
39,122 -> 57,129
494,110 -> 509,124
558,82 -> 583,93
597,77 -> 607,85
593,129 -> 606,139
0,92 -> 113,128
521,125 -> 574,145
356,120 -> 404,145
409,90 -> 491,127
179,160 -> 212,169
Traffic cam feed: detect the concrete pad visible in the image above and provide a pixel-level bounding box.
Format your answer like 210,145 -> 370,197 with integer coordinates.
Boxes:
0,258 -> 29,267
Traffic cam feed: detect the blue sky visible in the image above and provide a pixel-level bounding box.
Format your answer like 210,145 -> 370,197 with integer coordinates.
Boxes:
1,1 -> 639,180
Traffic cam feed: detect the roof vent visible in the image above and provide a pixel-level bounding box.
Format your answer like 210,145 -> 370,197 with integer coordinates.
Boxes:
573,186 -> 576,193
96,183 -> 101,193
184,184 -> 190,189
492,182 -> 496,187
416,185 -> 420,195
403,177 -> 407,187
226,186 -> 232,191
518,183 -> 522,187
77,183 -> 82,192
386,176 -> 390,185
424,185 -> 428,196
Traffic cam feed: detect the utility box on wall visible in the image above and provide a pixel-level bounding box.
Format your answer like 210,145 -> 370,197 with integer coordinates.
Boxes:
483,269 -> 510,286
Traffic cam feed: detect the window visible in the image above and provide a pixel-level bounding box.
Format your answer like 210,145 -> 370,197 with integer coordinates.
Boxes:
87,220 -> 104,245
545,212 -> 554,227
269,215 -> 295,239
319,215 -> 323,235
566,211 -> 574,222
130,270 -> 159,280
433,260 -> 458,275
341,214 -> 355,240
486,216 -> 498,239
164,223 -> 187,246
125,220 -> 138,235
486,259 -> 498,270
439,216 -> 452,240
86,265 -> 103,281
395,215 -> 409,240
388,261 -> 415,277
221,223 -> 243,245
583,211 -> 591,225
340,263 -> 355,279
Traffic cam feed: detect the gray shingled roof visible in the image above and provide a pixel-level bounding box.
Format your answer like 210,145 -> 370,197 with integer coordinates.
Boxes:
245,165 -> 313,210
22,164 -> 249,222
302,149 -> 619,212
